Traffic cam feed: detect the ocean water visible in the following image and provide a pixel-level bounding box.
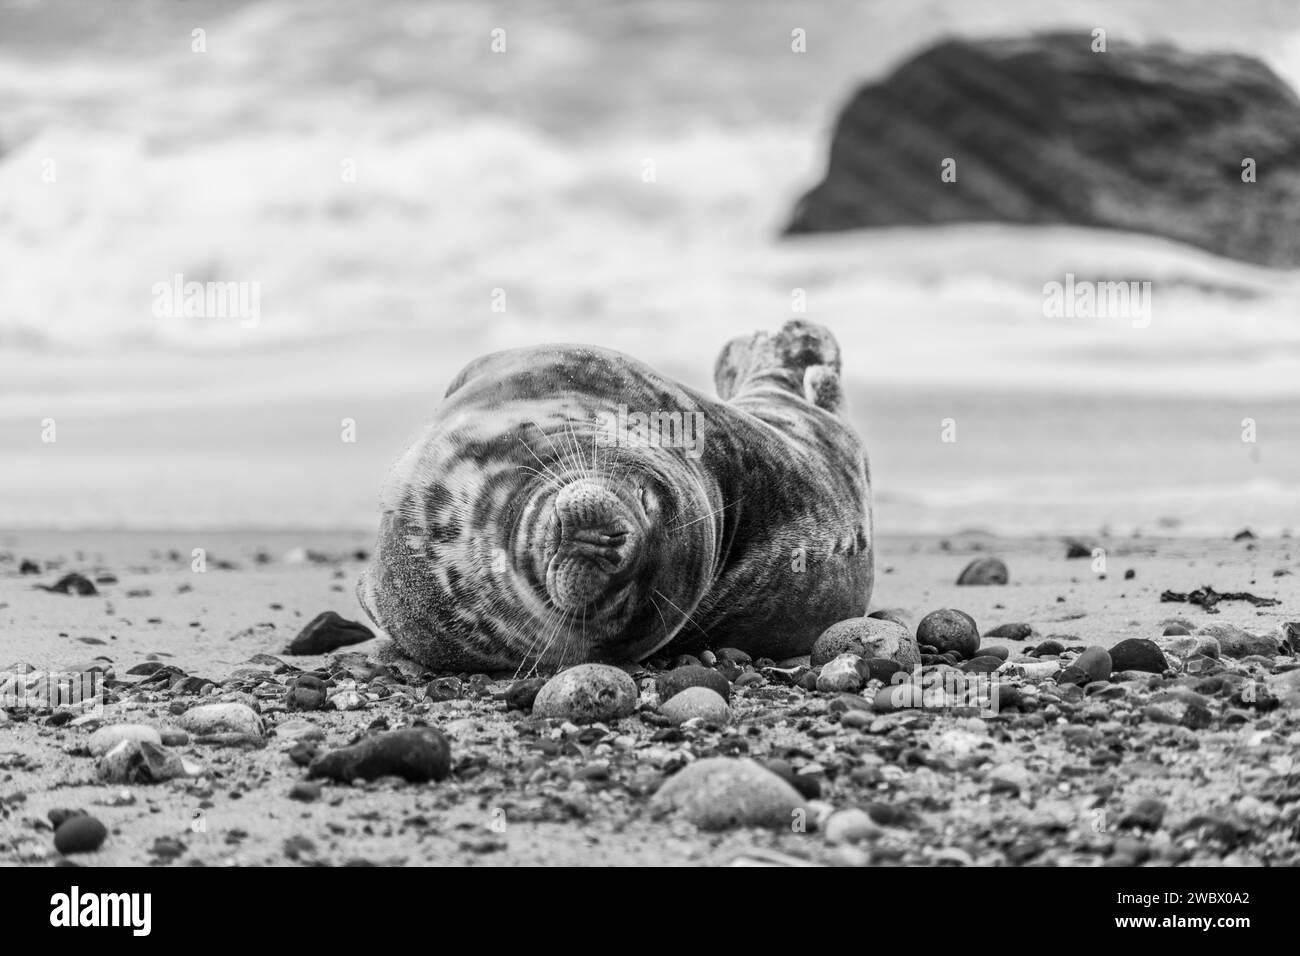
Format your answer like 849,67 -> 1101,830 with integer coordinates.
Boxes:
1,0 -> 1299,534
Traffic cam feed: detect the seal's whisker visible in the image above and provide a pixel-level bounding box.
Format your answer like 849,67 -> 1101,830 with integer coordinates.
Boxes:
653,587 -> 710,639
667,497 -> 739,532
517,437 -> 565,487
648,591 -> 672,645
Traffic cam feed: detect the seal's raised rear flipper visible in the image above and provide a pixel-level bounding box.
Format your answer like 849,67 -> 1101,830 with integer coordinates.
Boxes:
714,319 -> 843,411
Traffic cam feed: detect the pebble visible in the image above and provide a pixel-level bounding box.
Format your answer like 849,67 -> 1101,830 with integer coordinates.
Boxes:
867,608 -> 909,628
275,719 -> 324,742
425,676 -> 463,702
960,655 -> 1003,674
179,702 -> 264,740
1108,638 -> 1168,674
762,759 -> 822,799
986,622 -> 1034,641
285,611 -> 374,655
532,664 -> 638,724
308,727 -> 452,783
505,677 -> 548,711
872,683 -> 925,712
54,814 -> 108,854
816,653 -> 867,692
43,572 -> 98,596
916,609 -> 980,660
652,757 -> 804,830
97,739 -> 196,784
160,729 -> 189,747
823,808 -> 882,844
1162,623 -> 1190,636
87,724 -> 161,757
956,557 -> 1008,585
976,645 -> 1010,661
289,782 -> 322,802
1059,646 -> 1111,685
1030,639 -> 1066,657
986,763 -> 1032,795
714,647 -> 752,665
1119,798 -> 1167,831
286,674 -> 329,711
812,617 -> 920,670
1198,624 -> 1279,659
655,664 -> 731,702
659,686 -> 732,725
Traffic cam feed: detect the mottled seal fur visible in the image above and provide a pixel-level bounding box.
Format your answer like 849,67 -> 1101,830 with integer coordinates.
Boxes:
357,319 -> 872,672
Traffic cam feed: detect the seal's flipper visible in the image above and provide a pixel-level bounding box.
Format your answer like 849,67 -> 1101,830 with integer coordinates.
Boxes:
714,320 -> 843,404
803,364 -> 845,414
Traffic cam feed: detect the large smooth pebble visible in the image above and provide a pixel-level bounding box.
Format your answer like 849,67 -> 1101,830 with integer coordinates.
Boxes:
659,686 -> 732,725
812,617 -> 920,670
956,557 -> 1008,585
179,702 -> 264,738
1108,638 -> 1168,673
816,653 -> 866,692
54,815 -> 107,854
532,664 -> 638,724
652,757 -> 804,830
655,665 -> 731,702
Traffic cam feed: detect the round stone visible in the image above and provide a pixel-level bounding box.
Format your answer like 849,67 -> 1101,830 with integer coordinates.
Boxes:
1108,638 -> 1168,674
812,617 -> 921,670
659,686 -> 732,726
956,557 -> 1008,585
652,757 -> 804,830
816,653 -> 867,693
655,664 -> 731,702
179,702 -> 264,739
54,814 -> 108,855
532,664 -> 638,724
916,609 -> 980,660
823,808 -> 882,844
87,724 -> 162,757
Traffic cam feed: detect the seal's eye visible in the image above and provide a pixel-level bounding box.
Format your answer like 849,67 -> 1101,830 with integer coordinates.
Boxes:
639,485 -> 650,512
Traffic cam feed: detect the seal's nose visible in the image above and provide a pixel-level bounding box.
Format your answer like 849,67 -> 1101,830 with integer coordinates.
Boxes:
546,480 -> 639,608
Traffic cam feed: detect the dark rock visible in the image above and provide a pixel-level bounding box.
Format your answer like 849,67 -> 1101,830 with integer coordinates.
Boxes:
1030,639 -> 1066,657
424,676 -> 464,702
19,559 -> 40,574
985,622 -> 1033,641
916,609 -> 979,660
1065,539 -> 1095,559
288,782 -> 322,802
656,664 -> 731,702
308,728 -> 452,783
1059,646 -> 1112,685
867,608 -> 909,628
41,573 -> 97,596
960,655 -> 1003,674
1108,638 -> 1168,674
974,645 -> 1010,661
1162,624 -> 1190,636
863,657 -> 903,682
956,557 -> 1008,586
786,33 -> 1300,268
286,674 -> 329,711
1124,569 -> 1136,580
54,815 -> 108,854
504,677 -> 547,712
762,758 -> 822,799
286,611 -> 374,655
713,647 -> 752,665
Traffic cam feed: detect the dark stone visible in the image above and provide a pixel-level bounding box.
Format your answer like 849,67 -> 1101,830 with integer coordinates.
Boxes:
19,559 -> 40,574
505,677 -> 547,711
863,657 -> 903,682
960,655 -> 1003,674
656,665 -> 732,702
1124,569 -> 1136,580
986,623 -> 1033,641
916,609 -> 979,660
286,674 -> 329,711
1065,540 -> 1095,559
762,758 -> 821,799
1162,624 -> 1190,636
956,557 -> 1008,586
1030,639 -> 1066,657
975,645 -> 1010,661
54,815 -> 108,854
308,728 -> 452,783
41,573 -> 97,596
285,611 -> 374,656
786,33 -> 1300,268
1058,646 -> 1112,685
714,647 -> 752,665
1108,638 -> 1168,674
867,608 -> 909,628
424,676 -> 464,702
289,782 -> 321,802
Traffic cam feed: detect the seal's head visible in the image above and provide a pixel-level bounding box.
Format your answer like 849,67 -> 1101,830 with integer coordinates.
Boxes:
357,347 -> 721,673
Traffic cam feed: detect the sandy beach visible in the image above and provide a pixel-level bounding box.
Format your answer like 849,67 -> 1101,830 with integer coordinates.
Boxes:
2,529 -> 1296,866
